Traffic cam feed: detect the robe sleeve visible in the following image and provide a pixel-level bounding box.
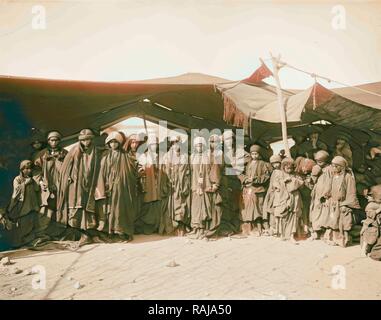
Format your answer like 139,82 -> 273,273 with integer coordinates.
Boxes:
253,162 -> 272,185
340,173 -> 360,208
285,174 -> 304,192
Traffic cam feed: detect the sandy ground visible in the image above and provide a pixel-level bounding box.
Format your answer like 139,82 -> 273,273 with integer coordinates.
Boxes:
0,235 -> 381,300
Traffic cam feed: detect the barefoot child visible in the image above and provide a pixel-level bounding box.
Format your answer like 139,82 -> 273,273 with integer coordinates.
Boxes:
240,145 -> 272,236
273,158 -> 304,242
263,155 -> 282,236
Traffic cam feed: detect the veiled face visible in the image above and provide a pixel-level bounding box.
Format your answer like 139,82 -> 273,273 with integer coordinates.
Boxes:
48,137 -> 60,149
251,151 -> 260,160
109,140 -> 120,151
283,164 -> 293,174
130,140 -> 139,152
80,138 -> 92,150
332,163 -> 344,174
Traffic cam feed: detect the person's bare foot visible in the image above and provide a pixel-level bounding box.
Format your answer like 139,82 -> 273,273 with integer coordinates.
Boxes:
97,221 -> 106,232
78,234 -> 92,247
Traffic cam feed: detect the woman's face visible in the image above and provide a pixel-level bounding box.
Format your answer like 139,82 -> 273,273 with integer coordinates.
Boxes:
109,140 -> 120,151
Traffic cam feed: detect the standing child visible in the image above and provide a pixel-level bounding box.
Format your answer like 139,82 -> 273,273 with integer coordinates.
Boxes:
6,160 -> 40,247
273,158 -> 304,242
240,145 -> 272,236
263,155 -> 282,236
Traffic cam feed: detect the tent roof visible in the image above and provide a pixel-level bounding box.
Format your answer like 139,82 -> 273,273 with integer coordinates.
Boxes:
216,80 -> 381,132
0,73 -> 234,138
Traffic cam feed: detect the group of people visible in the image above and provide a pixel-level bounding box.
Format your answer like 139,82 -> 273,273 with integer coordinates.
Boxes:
1,126 -> 381,261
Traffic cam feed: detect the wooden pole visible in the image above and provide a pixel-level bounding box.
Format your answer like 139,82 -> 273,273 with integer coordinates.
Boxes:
270,53 -> 291,158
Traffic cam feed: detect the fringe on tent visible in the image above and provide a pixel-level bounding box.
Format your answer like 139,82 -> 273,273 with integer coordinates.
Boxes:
222,94 -> 249,131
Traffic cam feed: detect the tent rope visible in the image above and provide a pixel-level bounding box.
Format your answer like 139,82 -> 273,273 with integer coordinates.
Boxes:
282,61 -> 381,99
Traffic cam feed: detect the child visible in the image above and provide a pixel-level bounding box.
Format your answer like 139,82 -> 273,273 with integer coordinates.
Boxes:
263,155 -> 282,236
273,158 -> 304,242
6,160 -> 40,247
294,157 -> 316,236
240,145 -> 272,236
360,185 -> 381,257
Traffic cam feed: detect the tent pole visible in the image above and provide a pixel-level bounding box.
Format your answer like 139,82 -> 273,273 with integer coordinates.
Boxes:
270,53 -> 291,158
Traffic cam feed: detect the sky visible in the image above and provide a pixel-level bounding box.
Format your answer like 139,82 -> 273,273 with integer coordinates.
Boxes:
0,0 -> 380,89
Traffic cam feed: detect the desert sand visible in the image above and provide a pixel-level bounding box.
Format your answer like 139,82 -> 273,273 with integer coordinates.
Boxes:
1,235 -> 381,300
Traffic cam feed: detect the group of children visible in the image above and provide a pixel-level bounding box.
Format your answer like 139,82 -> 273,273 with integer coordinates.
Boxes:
1,128 -> 380,261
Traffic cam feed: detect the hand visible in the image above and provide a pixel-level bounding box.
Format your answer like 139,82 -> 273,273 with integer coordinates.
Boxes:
40,181 -> 48,191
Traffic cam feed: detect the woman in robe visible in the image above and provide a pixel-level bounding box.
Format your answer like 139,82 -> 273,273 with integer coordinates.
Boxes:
136,134 -> 168,235
273,158 -> 304,242
161,136 -> 190,236
57,129 -> 102,246
95,131 -> 138,241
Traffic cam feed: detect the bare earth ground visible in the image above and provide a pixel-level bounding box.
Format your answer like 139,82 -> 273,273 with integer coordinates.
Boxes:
1,235 -> 381,300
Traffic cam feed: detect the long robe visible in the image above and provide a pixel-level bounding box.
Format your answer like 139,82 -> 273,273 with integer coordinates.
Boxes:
205,149 -> 223,237
160,149 -> 190,234
309,165 -> 332,232
6,174 -> 40,247
240,160 -> 271,222
190,152 -> 213,230
273,171 -> 304,239
95,149 -> 138,236
219,150 -> 244,235
35,148 -> 67,212
362,202 -> 381,260
57,143 -> 101,230
325,170 -> 359,232
136,151 -> 168,234
263,169 -> 281,230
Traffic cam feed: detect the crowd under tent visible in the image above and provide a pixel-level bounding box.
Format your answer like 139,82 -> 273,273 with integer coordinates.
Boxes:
1,66 -> 381,208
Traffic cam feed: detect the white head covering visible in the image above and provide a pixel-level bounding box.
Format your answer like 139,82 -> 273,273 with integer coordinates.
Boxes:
105,131 -> 124,145
222,130 -> 234,141
193,136 -> 206,146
